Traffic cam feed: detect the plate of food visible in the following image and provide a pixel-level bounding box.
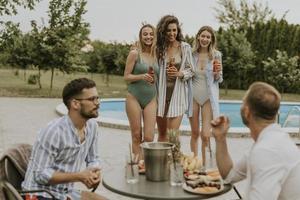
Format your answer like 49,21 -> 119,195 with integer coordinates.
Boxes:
182,182 -> 224,195
138,160 -> 145,174
184,170 -> 207,180
182,170 -> 224,195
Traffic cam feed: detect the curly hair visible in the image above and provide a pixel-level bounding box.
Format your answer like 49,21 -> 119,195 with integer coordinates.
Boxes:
156,15 -> 183,64
193,26 -> 217,60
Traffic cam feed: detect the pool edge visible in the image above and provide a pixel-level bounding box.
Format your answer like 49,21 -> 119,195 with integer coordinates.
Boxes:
56,99 -> 300,138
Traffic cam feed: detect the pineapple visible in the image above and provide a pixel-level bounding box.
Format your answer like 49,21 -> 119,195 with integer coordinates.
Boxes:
167,129 -> 182,163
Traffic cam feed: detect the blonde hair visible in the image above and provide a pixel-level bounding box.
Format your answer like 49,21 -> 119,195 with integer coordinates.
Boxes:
137,24 -> 156,58
193,26 -> 217,60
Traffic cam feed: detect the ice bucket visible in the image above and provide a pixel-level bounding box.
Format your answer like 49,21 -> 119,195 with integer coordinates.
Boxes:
140,142 -> 173,181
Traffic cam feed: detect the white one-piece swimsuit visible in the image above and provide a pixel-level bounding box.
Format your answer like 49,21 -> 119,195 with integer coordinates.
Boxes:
192,68 -> 209,106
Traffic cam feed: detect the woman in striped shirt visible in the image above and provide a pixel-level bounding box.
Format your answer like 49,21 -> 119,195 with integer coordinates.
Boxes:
156,15 -> 195,141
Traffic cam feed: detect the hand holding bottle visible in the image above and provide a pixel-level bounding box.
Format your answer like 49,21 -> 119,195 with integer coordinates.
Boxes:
147,66 -> 155,84
213,54 -> 222,73
167,57 -> 179,79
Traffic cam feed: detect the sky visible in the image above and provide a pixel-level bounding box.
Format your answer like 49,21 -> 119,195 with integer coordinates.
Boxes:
3,0 -> 300,43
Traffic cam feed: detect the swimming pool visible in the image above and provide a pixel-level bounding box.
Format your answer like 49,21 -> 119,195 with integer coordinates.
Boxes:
100,99 -> 300,128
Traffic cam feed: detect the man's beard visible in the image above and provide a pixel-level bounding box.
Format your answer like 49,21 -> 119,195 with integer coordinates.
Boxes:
240,107 -> 249,126
80,107 -> 99,119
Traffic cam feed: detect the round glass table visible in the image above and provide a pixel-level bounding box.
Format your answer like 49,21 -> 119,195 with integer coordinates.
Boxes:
102,167 -> 232,200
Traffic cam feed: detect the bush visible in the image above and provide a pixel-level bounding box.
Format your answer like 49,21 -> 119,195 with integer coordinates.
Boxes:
27,74 -> 39,85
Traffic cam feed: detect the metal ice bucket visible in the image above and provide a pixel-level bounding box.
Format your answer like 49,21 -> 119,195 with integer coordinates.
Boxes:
140,142 -> 173,181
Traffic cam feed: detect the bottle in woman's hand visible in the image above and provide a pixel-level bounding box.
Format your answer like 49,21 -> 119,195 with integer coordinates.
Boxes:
148,66 -> 155,84
169,57 -> 175,68
167,57 -> 178,79
213,54 -> 221,73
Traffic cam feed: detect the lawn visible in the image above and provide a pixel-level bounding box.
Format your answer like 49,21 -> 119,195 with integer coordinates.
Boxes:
0,69 -> 127,98
0,68 -> 299,102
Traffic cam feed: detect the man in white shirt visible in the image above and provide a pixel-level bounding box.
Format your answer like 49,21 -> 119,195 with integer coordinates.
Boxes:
211,82 -> 300,200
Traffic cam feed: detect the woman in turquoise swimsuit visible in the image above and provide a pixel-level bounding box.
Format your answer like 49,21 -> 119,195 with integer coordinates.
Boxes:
124,24 -> 159,157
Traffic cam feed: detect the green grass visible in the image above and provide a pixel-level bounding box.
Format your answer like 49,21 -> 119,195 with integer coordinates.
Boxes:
0,68 -> 299,102
0,69 -> 127,98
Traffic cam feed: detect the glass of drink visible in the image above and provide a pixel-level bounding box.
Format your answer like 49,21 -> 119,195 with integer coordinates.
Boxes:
125,155 -> 139,184
203,142 -> 217,171
170,162 -> 183,186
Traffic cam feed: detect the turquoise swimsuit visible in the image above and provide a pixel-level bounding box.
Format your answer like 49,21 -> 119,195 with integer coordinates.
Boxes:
128,55 -> 159,109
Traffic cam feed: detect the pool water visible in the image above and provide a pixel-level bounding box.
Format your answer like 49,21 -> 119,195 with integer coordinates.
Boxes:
99,100 -> 300,128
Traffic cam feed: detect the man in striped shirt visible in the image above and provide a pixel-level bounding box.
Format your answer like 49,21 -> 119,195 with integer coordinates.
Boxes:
22,78 -> 104,200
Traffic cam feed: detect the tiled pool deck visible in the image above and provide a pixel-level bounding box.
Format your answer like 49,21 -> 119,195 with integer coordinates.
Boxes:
1,97 -> 299,199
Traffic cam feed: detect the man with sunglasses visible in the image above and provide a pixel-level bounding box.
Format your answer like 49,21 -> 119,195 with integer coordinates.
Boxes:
22,78 -> 105,200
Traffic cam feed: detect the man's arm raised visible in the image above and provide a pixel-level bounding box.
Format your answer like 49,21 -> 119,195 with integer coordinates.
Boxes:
211,116 -> 233,178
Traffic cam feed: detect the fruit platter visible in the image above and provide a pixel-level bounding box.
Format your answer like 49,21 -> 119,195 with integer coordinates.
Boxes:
180,154 -> 224,195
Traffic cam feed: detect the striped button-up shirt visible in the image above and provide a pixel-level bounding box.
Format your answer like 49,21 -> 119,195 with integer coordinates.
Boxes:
22,115 -> 101,200
157,42 -> 195,118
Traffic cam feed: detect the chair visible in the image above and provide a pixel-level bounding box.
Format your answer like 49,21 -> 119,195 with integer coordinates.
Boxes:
2,144 -> 103,200
1,144 -> 56,199
233,185 -> 243,199
296,142 -> 300,149
4,156 -> 56,199
0,181 -> 23,200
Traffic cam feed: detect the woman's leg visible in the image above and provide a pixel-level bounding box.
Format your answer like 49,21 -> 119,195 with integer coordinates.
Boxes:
157,116 -> 168,141
143,98 -> 157,142
125,94 -> 142,155
167,115 -> 183,132
188,100 -> 200,156
200,100 -> 213,166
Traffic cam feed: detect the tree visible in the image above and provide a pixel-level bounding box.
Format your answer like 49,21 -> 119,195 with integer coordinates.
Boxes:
184,34 -> 194,46
28,21 -> 47,89
84,40 -> 106,74
262,50 -> 300,93
113,43 -> 130,76
217,28 -> 256,91
245,19 -> 300,79
100,44 -> 118,86
0,21 -> 21,59
214,0 -> 274,30
0,0 -> 40,16
32,0 -> 90,90
0,0 -> 40,51
6,33 -> 35,80
83,41 -> 130,84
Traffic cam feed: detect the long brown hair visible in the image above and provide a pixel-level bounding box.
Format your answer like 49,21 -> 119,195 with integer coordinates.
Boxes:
156,15 -> 183,64
193,26 -> 217,60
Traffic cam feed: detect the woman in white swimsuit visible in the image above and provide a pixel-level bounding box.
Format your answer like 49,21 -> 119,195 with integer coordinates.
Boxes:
189,26 -> 223,157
